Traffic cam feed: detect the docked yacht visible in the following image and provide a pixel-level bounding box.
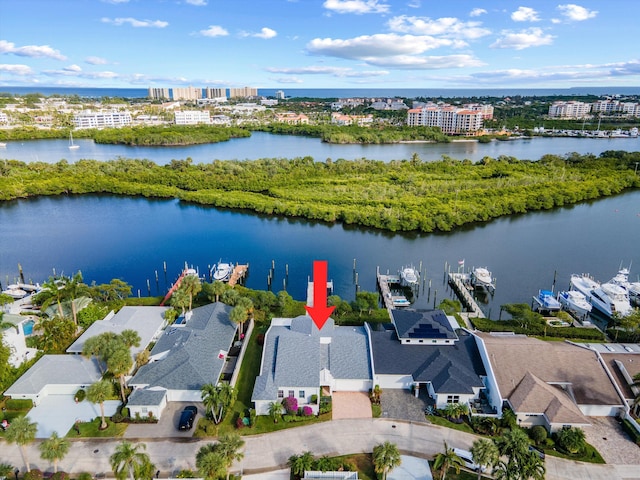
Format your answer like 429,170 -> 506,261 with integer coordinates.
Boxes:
400,265 -> 419,286
609,267 -> 640,306
557,290 -> 592,318
570,274 -> 633,318
532,290 -> 561,312
471,267 -> 495,291
211,261 -> 233,282
1,285 -> 28,299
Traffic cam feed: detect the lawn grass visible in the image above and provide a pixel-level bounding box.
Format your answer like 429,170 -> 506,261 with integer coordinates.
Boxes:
336,453 -> 376,480
542,443 -> 605,464
426,415 -> 476,434
65,417 -> 127,438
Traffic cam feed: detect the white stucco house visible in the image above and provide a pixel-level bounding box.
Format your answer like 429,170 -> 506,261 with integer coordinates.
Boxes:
1,314 -> 38,367
252,316 -> 373,416
127,302 -> 237,418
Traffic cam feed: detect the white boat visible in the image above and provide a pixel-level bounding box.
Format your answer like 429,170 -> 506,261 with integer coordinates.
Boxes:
0,142 -> 6,148
570,274 -> 632,318
2,285 -> 28,299
558,290 -> 592,318
400,265 -> 419,286
212,261 -> 233,282
68,132 -> 79,150
533,290 -> 561,312
609,267 -> 640,306
471,267 -> 495,291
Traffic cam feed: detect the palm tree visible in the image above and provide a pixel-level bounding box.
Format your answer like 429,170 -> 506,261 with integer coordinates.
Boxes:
372,441 -> 401,480
65,271 -> 89,325
107,344 -> 133,402
181,275 -> 202,311
229,306 -> 248,337
87,379 -> 113,430
39,431 -> 70,473
110,441 -> 151,480
287,451 -> 314,479
120,329 -> 141,349
201,383 -> 236,424
170,288 -> 190,315
221,288 -> 240,306
268,401 -> 282,423
556,426 -> 586,454
196,444 -> 226,480
432,442 -> 464,480
36,276 -> 66,319
520,451 -> 545,480
204,280 -> 227,303
495,427 -> 530,464
216,433 -> 245,480
470,438 -> 499,480
4,416 -> 38,472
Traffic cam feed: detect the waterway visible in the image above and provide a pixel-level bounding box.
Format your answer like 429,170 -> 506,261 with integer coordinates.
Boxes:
1,191 -> 638,319
1,132 -> 640,165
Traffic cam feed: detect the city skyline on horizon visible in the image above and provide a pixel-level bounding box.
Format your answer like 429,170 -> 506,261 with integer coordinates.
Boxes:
1,1 -> 639,90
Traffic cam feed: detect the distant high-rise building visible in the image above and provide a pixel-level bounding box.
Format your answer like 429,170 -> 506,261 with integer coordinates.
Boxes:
407,104 -> 483,134
148,87 -> 170,100
276,90 -> 285,100
548,101 -> 590,119
205,87 -> 226,99
229,86 -> 258,98
172,86 -> 202,101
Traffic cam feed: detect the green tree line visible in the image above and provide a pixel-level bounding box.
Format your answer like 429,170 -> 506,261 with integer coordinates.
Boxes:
0,150 -> 639,233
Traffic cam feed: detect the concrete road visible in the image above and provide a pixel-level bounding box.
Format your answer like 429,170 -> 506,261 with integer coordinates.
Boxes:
1,419 -> 638,480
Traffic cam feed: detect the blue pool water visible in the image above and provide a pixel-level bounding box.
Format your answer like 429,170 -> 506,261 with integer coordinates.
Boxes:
22,320 -> 35,335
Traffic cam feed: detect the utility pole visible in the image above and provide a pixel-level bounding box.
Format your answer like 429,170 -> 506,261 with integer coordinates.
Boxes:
635,162 -> 639,174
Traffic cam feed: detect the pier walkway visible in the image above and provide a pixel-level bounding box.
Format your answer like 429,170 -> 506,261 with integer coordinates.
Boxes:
228,264 -> 249,287
376,267 -> 408,312
448,272 -> 485,318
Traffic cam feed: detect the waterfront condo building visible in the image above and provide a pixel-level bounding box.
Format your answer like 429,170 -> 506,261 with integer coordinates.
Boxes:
73,110 -> 132,129
548,101 -> 591,119
148,87 -> 170,101
174,110 -> 211,125
205,87 -> 226,99
407,104 -> 483,134
172,86 -> 202,101
229,86 -> 258,98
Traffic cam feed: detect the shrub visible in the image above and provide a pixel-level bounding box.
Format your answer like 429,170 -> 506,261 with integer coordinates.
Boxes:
302,406 -> 313,416
530,425 -> 548,445
310,394 -> 318,404
319,396 -> 332,415
111,412 -> 125,423
236,416 -> 244,429
77,473 -> 93,480
282,396 -> 298,415
74,389 -> 86,402
621,419 -> 640,446
23,470 -> 43,480
50,472 -> 69,480
176,470 -> 197,478
256,333 -> 265,346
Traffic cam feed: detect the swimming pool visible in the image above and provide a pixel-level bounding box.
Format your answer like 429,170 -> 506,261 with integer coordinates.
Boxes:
22,319 -> 35,335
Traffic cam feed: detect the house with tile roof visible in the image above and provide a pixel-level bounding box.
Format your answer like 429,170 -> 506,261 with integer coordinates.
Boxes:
252,316 -> 373,416
127,302 -> 237,418
476,333 -> 626,432
367,309 -> 487,409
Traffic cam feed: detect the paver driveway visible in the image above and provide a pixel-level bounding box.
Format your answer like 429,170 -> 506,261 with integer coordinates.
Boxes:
331,392 -> 372,420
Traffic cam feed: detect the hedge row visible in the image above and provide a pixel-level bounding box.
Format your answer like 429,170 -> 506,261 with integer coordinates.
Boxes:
470,317 -> 606,341
621,418 -> 640,445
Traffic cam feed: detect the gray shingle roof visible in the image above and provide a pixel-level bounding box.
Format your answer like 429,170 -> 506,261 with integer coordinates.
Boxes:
391,309 -> 458,340
369,327 -> 485,394
252,316 -> 372,402
129,302 -> 237,391
5,355 -> 102,396
127,388 -> 167,406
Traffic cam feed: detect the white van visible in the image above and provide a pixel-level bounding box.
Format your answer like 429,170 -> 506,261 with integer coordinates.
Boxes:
453,448 -> 483,472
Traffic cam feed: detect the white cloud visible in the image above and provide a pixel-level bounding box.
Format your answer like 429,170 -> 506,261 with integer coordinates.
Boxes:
185,0 -> 207,5
408,1 -> 421,8
0,40 -> 67,60
557,4 -> 597,21
266,65 -> 388,77
511,7 -> 540,22
253,28 -> 278,39
491,28 -> 554,50
307,34 -> 464,60
43,68 -> 119,79
273,76 -> 304,84
0,64 -> 34,75
101,17 -> 169,28
85,56 -> 108,65
388,15 -> 491,40
362,54 -> 485,69
323,0 -> 390,15
64,64 -> 82,72
469,8 -> 487,17
200,25 -> 229,37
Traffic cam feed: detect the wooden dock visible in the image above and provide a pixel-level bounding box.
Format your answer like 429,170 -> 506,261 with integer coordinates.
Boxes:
376,266 -> 406,312
448,272 -> 485,318
228,264 -> 249,287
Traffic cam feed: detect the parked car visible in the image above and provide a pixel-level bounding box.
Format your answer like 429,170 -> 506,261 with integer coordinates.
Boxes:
529,445 -> 546,460
453,448 -> 483,472
178,406 -> 198,431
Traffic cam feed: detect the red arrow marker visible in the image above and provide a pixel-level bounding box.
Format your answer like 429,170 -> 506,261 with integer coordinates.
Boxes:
305,260 -> 335,330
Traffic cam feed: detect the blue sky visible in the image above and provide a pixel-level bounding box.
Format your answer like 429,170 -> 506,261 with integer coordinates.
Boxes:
1,0 -> 638,89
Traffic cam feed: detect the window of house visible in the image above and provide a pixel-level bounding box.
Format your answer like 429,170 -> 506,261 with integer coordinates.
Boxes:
288,390 -> 294,398
277,390 -> 284,398
141,407 -> 148,413
418,339 -> 424,343
446,395 -> 460,403
299,390 -> 305,398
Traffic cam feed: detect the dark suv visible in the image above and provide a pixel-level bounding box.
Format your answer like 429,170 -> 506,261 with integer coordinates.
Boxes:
178,406 -> 198,431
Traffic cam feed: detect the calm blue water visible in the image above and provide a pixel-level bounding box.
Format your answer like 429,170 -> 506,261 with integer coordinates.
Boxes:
3,86 -> 640,99
1,192 -> 638,318
2,133 -> 640,165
